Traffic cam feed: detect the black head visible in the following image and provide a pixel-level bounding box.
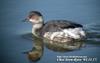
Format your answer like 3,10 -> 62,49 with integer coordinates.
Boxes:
28,11 -> 42,18
22,11 -> 43,24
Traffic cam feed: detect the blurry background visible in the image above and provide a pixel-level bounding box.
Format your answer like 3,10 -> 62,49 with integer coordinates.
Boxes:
0,0 -> 100,63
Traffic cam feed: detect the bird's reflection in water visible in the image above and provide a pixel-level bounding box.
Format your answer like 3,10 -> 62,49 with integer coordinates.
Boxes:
22,33 -> 85,62
22,22 -> 100,62
44,39 -> 84,52
23,35 -> 44,62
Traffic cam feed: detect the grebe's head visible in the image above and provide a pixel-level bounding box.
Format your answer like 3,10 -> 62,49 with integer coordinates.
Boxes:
25,11 -> 43,24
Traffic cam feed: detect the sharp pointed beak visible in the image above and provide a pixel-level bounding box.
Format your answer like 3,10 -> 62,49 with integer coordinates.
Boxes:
22,18 -> 29,22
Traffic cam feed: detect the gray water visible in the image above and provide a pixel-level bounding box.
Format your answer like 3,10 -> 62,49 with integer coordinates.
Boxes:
1,0 -> 100,63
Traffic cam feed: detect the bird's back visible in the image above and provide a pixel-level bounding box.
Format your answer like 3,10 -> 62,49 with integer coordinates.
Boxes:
42,20 -> 83,33
40,20 -> 85,43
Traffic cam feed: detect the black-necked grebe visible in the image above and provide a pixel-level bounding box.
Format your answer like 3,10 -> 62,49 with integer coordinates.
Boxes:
24,11 -> 86,42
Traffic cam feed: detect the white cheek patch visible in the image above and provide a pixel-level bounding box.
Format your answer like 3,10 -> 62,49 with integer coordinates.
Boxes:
29,17 -> 43,23
29,19 -> 39,23
29,19 -> 34,22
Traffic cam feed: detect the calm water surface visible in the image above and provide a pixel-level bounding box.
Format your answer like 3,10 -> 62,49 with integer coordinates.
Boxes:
1,0 -> 100,63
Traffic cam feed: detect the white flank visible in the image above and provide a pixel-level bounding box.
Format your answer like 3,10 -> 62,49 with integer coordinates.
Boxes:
43,28 -> 86,40
50,32 -> 64,40
63,28 -> 86,39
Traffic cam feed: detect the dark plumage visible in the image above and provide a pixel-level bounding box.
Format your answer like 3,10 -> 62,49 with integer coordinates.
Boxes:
28,11 -> 43,18
25,11 -> 86,42
42,20 -> 83,33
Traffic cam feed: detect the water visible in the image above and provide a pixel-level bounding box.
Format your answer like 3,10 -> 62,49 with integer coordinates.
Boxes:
1,0 -> 100,63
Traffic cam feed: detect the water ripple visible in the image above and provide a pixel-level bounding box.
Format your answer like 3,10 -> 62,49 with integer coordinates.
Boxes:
84,22 -> 100,45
